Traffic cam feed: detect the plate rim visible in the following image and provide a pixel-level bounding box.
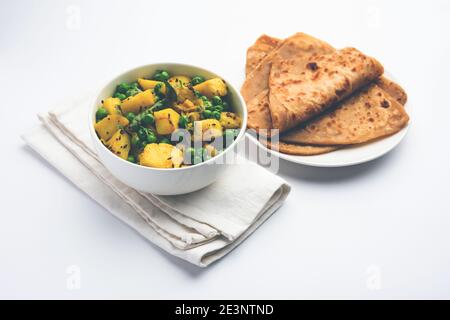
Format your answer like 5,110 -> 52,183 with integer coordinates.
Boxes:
246,122 -> 409,167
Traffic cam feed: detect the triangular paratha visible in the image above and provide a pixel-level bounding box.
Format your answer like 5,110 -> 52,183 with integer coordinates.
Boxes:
245,35 -> 281,77
281,83 -> 409,145
241,32 -> 334,103
269,48 -> 384,132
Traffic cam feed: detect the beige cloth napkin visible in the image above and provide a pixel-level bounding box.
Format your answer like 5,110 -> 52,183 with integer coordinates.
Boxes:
22,96 -> 290,267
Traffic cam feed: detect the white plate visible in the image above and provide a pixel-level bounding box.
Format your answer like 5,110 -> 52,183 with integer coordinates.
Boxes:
246,112 -> 409,168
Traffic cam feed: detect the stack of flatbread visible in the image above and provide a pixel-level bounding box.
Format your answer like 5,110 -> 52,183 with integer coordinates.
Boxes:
242,33 -> 409,155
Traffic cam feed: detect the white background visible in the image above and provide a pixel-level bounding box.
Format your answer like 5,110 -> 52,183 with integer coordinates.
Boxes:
1,0 -> 449,299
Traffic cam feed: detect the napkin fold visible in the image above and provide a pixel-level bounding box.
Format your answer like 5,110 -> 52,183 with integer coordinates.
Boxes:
22,96 -> 290,267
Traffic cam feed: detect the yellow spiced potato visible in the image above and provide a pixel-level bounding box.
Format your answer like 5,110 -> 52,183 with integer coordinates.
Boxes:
139,143 -> 183,168
107,129 -> 130,160
94,69 -> 241,167
154,108 -> 180,135
121,89 -> 156,114
168,75 -> 191,88
204,144 -> 218,157
103,97 -> 121,115
194,119 -> 223,141
187,112 -> 201,122
219,112 -> 241,129
137,79 -> 166,94
94,114 -> 129,141
193,78 -> 227,98
169,76 -> 195,102
174,99 -> 197,113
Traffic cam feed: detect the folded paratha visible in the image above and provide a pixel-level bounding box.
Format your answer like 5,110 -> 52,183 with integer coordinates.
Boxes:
244,33 -> 340,155
247,89 -> 272,132
245,35 -> 406,133
243,33 -> 408,155
375,77 -> 408,105
245,35 -> 281,77
269,48 -> 384,133
281,83 -> 409,145
244,33 -> 334,131
241,32 -> 334,103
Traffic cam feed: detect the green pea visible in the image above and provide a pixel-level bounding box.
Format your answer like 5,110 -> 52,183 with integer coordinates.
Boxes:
212,111 -> 221,120
126,112 -> 136,122
159,137 -> 171,144
129,120 -> 140,132
214,105 -> 223,113
141,113 -> 155,126
222,101 -> 229,110
193,155 -> 202,164
153,70 -> 170,81
226,129 -> 239,137
183,147 -> 194,164
224,129 -> 239,145
126,88 -> 140,97
96,107 -> 108,121
131,82 -> 139,89
147,133 -> 157,144
191,76 -> 205,86
160,71 -> 170,80
154,83 -> 165,98
186,147 -> 195,157
173,131 -> 185,143
179,115 -> 189,128
212,96 -> 222,105
193,89 -> 202,98
196,147 -> 208,160
127,155 -> 136,163
201,95 -> 209,102
137,128 -> 148,141
203,101 -> 213,110
131,134 -> 140,146
195,147 -> 203,157
113,92 -> 127,100
202,110 -> 213,119
116,82 -> 131,94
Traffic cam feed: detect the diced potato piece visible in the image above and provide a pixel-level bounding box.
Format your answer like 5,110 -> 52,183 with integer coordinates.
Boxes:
193,78 -> 227,98
137,79 -> 166,94
168,76 -> 195,102
219,112 -> 241,129
120,89 -> 156,114
106,129 -> 130,160
187,112 -> 201,122
139,143 -> 183,168
94,114 -> 129,141
103,97 -> 121,115
174,99 -> 196,113
168,75 -> 191,88
194,98 -> 205,107
205,144 -> 218,157
154,108 -> 180,135
194,119 -> 223,141
177,87 -> 196,102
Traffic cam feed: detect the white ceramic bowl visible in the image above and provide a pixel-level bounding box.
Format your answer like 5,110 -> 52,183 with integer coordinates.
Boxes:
89,63 -> 247,195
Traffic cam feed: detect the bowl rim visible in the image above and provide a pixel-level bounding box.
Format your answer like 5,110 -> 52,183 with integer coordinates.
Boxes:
89,62 -> 248,172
